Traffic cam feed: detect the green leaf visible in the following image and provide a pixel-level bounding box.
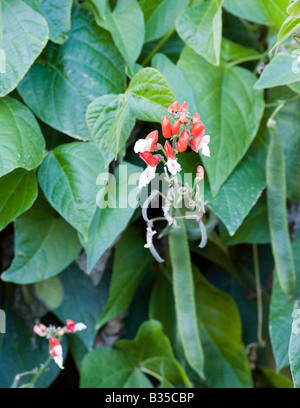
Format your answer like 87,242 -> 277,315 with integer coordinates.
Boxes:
219,193 -> 270,246
221,38 -> 261,62
0,0 -> 49,96
0,97 -> 45,178
223,0 -> 289,27
266,126 -> 296,297
151,53 -> 197,114
95,0 -> 145,70
38,142 -> 107,238
34,276 -> 64,310
287,0 -> 300,18
206,155 -> 266,235
17,8 -> 126,140
256,366 -> 293,388
53,263 -> 110,350
0,169 -> 38,232
289,303 -> 300,387
24,0 -> 72,44
176,0 -> 223,66
178,47 -> 265,195
86,93 -> 136,166
140,0 -> 190,43
80,320 -> 189,387
88,0 -> 107,20
255,53 -> 300,89
127,67 -> 175,122
0,286 -> 61,388
168,217 -> 205,379
269,239 -> 300,371
96,225 -> 152,329
80,162 -> 142,273
1,194 -> 81,284
274,15 -> 300,50
193,267 -> 253,388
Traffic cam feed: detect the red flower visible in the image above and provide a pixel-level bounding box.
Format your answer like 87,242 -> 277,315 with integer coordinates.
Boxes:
164,140 -> 175,160
168,101 -> 180,113
191,121 -> 205,137
139,152 -> 160,167
162,115 -> 172,138
190,130 -> 205,152
172,120 -> 181,135
177,129 -> 190,152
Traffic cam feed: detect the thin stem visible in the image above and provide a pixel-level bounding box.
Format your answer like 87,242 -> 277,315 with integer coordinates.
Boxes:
226,51 -> 268,68
141,26 -> 176,67
30,355 -> 53,387
253,244 -> 265,347
268,94 -> 300,123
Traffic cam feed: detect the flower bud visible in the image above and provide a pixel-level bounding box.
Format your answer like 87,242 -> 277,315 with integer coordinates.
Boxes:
180,111 -> 187,124
191,121 -> 205,137
162,115 -> 172,138
164,140 -> 175,160
192,113 -> 200,123
168,101 -> 180,113
180,101 -> 188,112
177,129 -> 189,152
139,152 -> 160,167
172,120 -> 181,135
196,166 -> 204,180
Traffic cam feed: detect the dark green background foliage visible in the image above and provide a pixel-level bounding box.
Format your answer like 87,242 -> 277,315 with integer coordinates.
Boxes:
0,0 -> 299,388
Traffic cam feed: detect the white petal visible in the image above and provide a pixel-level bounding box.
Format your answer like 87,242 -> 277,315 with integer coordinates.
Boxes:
201,144 -> 210,157
134,139 -> 152,153
202,135 -> 210,145
53,344 -> 63,356
74,323 -> 87,332
199,135 -> 211,157
53,355 -> 64,370
166,158 -> 182,175
139,166 -> 156,189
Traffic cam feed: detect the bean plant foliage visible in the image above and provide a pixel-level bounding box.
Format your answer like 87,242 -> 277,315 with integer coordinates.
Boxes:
0,0 -> 300,390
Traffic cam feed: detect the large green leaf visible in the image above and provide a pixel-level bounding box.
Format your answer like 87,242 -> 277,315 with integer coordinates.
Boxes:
80,162 -> 142,273
169,217 -> 205,379
0,97 -> 45,178
178,47 -> 265,195
96,225 -> 152,329
17,8 -> 126,140
127,67 -> 175,122
274,15 -> 300,50
38,142 -> 107,238
0,0 -> 49,96
255,53 -> 300,89
80,320 -> 189,387
25,0 -> 72,44
176,0 -> 222,66
193,267 -> 253,388
206,155 -> 266,235
0,286 -> 61,388
140,0 -> 190,43
223,0 -> 289,27
289,303 -> 300,387
86,67 -> 175,166
95,0 -> 144,70
86,93 -> 136,167
266,126 -> 296,297
53,263 -> 110,350
0,169 -> 38,232
269,239 -> 300,372
151,53 -> 197,114
1,195 -> 81,284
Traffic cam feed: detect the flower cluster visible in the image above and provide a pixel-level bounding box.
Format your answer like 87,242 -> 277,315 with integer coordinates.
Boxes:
134,100 -> 210,189
134,101 -> 211,262
33,319 -> 87,370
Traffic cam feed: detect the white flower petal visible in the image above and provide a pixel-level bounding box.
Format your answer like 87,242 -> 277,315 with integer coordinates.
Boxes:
53,355 -> 64,370
166,158 -> 182,175
139,166 -> 156,189
199,135 -> 211,157
74,323 -> 87,332
134,139 -> 153,153
201,144 -> 210,157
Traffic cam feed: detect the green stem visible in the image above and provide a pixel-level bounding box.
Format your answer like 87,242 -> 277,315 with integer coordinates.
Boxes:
253,244 -> 265,347
226,51 -> 268,68
30,355 -> 53,387
268,94 -> 300,122
141,26 -> 176,67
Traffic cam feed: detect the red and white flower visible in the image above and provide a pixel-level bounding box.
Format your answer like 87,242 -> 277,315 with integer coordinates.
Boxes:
33,324 -> 47,337
139,152 -> 160,189
164,141 -> 182,175
49,337 -> 64,370
134,130 -> 158,154
190,131 -> 211,157
65,319 -> 87,334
